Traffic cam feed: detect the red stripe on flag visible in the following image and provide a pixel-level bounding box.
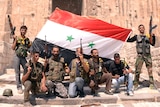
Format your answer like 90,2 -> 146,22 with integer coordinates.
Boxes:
49,8 -> 131,41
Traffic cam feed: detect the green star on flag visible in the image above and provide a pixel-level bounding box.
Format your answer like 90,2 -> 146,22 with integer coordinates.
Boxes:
88,42 -> 95,48
67,35 -> 74,42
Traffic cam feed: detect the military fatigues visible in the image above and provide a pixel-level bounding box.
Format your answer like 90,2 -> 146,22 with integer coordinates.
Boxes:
127,34 -> 155,86
45,56 -> 68,98
23,61 -> 44,102
88,58 -> 112,93
14,36 -> 31,90
68,58 -> 89,98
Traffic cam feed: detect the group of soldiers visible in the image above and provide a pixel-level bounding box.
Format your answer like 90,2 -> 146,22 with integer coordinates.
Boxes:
11,24 -> 156,105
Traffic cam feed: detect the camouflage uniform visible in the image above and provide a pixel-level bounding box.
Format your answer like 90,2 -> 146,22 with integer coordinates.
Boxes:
88,58 -> 112,94
15,37 -> 31,57
23,61 -> 44,102
45,56 -> 68,98
14,36 -> 31,90
127,35 -> 155,86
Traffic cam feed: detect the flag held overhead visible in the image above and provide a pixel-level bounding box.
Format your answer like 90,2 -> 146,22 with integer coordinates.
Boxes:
30,8 -> 132,64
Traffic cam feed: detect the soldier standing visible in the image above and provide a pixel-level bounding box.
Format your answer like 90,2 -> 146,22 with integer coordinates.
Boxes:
45,46 -> 68,98
88,49 -> 113,96
22,51 -> 47,105
68,47 -> 89,98
127,24 -> 156,89
12,25 -> 31,94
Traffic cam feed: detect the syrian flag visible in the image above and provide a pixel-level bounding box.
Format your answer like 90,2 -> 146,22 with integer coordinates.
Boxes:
30,8 -> 132,64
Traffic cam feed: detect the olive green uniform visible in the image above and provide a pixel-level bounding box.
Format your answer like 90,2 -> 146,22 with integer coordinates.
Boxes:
23,61 -> 44,102
127,35 -> 155,86
45,56 -> 68,98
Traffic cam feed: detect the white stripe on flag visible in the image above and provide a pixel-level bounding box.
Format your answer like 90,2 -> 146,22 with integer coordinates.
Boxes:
36,20 -> 124,59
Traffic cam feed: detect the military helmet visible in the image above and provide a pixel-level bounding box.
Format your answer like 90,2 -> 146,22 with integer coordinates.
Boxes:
3,89 -> 13,97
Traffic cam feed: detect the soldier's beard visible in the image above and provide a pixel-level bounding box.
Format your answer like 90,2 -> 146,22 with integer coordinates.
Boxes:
93,55 -> 99,59
92,55 -> 99,62
53,54 -> 59,60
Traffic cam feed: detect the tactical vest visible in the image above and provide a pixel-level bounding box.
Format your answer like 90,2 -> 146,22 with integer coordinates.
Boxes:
30,62 -> 43,82
136,35 -> 150,55
46,56 -> 64,81
69,58 -> 89,83
88,58 -> 103,80
15,37 -> 30,57
89,58 -> 103,73
110,61 -> 125,77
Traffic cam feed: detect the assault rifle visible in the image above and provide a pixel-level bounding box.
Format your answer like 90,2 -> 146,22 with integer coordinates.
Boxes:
8,15 -> 16,38
79,38 -> 83,66
149,16 -> 157,35
149,16 -> 157,45
44,35 -> 48,59
123,58 -> 129,91
80,38 -> 83,54
43,35 -> 48,72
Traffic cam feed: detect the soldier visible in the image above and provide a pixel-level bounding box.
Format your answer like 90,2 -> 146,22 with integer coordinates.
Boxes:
88,49 -> 113,96
127,24 -> 156,89
68,47 -> 89,98
22,51 -> 48,105
108,53 -> 134,96
12,25 -> 31,94
45,46 -> 68,98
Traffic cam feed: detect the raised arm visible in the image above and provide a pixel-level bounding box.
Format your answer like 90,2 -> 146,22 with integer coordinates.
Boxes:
22,66 -> 31,83
150,34 -> 156,46
127,35 -> 137,42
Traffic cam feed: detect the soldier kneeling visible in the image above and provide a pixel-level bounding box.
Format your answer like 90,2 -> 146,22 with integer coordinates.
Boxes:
22,51 -> 48,105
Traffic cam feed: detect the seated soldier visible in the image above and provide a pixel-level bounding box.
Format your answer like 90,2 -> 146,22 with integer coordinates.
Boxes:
109,53 -> 134,96
88,49 -> 113,96
45,46 -> 68,98
68,47 -> 89,98
22,51 -> 48,105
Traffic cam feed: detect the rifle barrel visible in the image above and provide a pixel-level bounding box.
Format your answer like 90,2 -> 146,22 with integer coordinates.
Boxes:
8,15 -> 15,36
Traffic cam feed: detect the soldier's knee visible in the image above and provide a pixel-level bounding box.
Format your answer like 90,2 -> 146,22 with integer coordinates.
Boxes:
106,73 -> 112,79
112,79 -> 118,86
102,73 -> 112,80
128,73 -> 133,78
24,80 -> 32,90
75,77 -> 83,83
89,80 -> 95,88
46,80 -> 53,87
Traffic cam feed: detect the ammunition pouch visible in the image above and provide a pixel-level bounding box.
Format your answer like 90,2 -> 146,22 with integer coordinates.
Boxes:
45,71 -> 64,81
136,35 -> 150,54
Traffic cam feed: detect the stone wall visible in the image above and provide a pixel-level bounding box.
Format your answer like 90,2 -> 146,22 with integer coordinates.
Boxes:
82,0 -> 160,81
0,41 -> 14,74
0,0 -> 159,80
0,0 -> 52,73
